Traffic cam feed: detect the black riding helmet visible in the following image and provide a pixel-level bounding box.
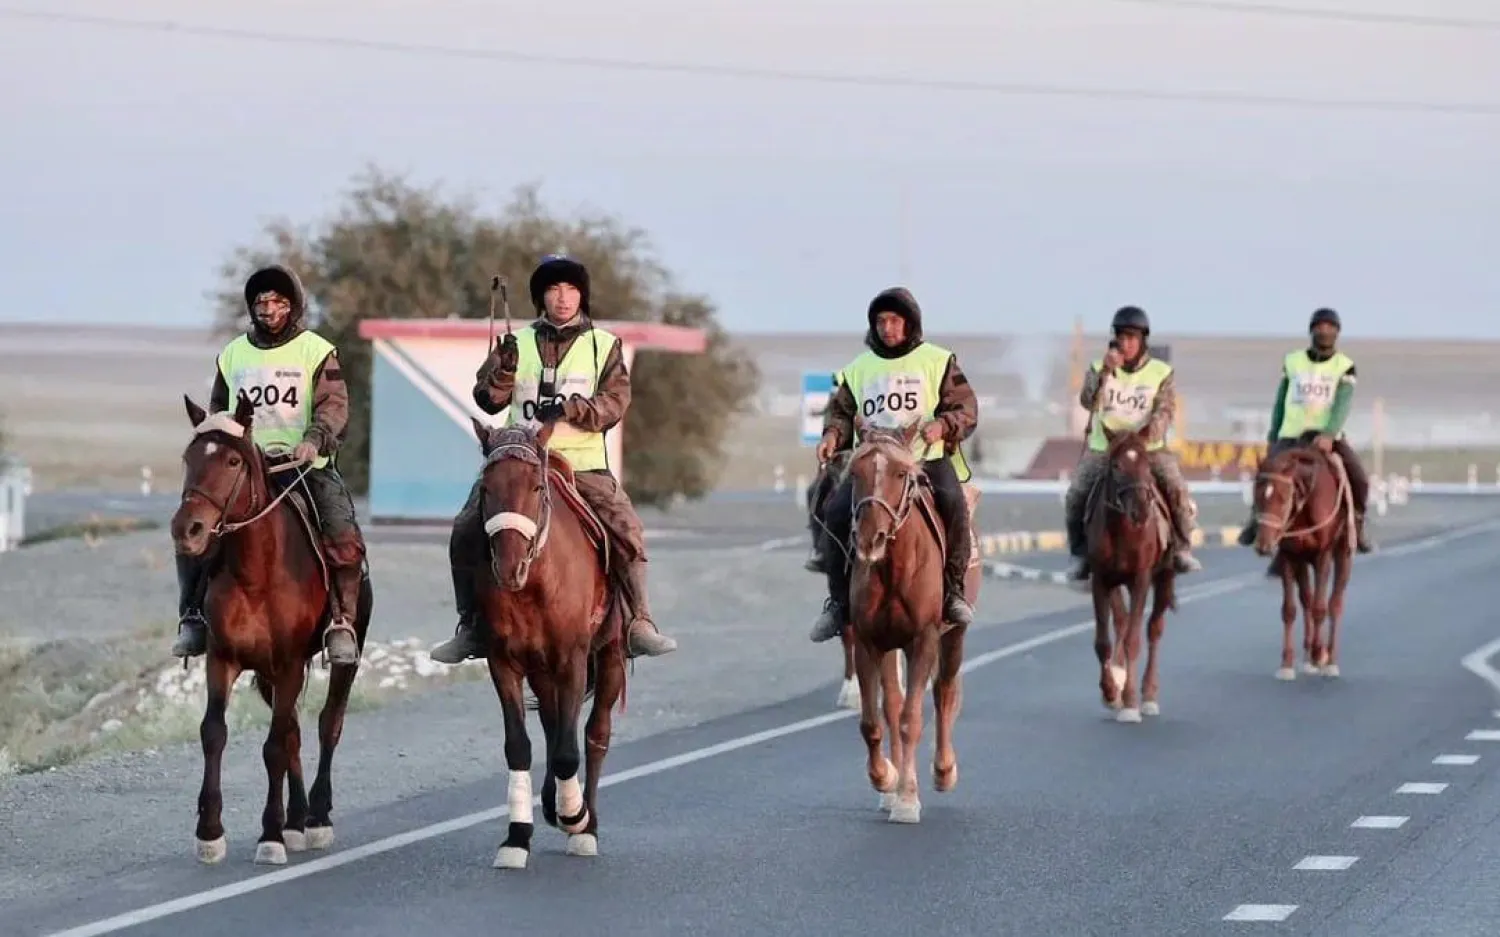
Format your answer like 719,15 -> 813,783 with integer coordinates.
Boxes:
1111,305 -> 1150,338
528,254 -> 591,315
1309,307 -> 1341,332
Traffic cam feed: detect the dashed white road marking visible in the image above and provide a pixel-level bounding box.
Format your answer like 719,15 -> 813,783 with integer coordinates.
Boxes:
1293,855 -> 1358,871
1465,729 -> 1500,742
1223,904 -> 1298,922
1396,782 -> 1449,794
1432,754 -> 1480,766
1351,815 -> 1408,829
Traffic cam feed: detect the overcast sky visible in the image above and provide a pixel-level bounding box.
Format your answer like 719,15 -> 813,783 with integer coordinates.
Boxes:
1,0 -> 1494,337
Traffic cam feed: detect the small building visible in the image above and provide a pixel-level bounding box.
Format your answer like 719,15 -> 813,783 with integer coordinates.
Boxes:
357,318 -> 706,523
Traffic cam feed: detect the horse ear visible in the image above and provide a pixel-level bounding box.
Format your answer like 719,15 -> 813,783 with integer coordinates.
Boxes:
535,420 -> 556,449
471,417 -> 493,453
233,389 -> 255,427
184,395 -> 207,428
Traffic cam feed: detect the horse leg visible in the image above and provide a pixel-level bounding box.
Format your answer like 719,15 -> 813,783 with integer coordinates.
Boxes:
1141,571 -> 1173,717
890,631 -> 938,824
853,638 -> 897,805
549,655 -> 593,846
194,655 -> 241,864
1323,550 -> 1351,678
256,666 -> 306,865
1115,575 -> 1149,724
1298,557 -> 1321,673
932,624 -> 965,792
574,646 -> 626,858
1275,559 -> 1299,680
878,647 -> 905,810
1310,551 -> 1334,669
1092,579 -> 1121,710
306,660 -> 357,850
489,657 -> 535,870
534,680 -> 561,830
836,625 -> 859,710
283,674 -> 309,853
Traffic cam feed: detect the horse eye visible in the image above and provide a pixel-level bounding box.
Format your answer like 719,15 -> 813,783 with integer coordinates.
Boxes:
227,455 -> 241,467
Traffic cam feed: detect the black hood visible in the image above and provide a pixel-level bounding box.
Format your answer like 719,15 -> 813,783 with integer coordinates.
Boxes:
865,287 -> 924,359
242,264 -> 308,348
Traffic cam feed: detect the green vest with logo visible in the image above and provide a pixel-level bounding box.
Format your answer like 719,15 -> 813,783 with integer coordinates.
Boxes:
505,323 -> 619,473
216,331 -> 336,469
1278,348 -> 1354,439
838,343 -> 973,483
1086,357 -> 1173,453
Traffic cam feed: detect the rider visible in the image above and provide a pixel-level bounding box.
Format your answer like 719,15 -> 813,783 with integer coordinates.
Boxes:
1065,306 -> 1203,581
807,287 -> 979,643
1236,307 -> 1375,552
171,264 -> 365,665
428,254 -> 678,664
803,369 -> 848,574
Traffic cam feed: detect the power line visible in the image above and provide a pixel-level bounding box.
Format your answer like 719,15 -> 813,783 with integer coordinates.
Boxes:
1098,0 -> 1500,30
4,6 -> 1499,116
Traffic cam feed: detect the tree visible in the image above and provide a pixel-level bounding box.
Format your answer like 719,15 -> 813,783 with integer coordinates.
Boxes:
210,167 -> 759,504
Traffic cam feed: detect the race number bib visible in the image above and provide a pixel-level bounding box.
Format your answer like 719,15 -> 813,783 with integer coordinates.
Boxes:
856,372 -> 928,430
1290,373 -> 1337,413
512,372 -> 594,439
229,365 -> 307,432
1100,379 -> 1154,428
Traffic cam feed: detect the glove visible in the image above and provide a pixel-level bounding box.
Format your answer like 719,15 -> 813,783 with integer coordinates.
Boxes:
815,434 -> 837,465
493,333 -> 519,373
533,400 -> 567,424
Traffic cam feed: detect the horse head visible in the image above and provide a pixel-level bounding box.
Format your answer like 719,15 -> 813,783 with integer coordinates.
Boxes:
847,416 -> 923,565
1100,425 -> 1155,524
472,417 -> 556,591
1251,443 -> 1325,557
172,391 -> 267,556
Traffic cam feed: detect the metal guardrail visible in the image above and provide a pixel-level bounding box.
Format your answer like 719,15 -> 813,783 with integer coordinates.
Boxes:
0,461 -> 30,552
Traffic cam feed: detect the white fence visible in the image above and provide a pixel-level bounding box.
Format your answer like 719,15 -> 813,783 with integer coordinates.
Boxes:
0,461 -> 29,552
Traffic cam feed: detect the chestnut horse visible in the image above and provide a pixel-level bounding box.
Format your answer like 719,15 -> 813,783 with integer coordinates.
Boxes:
844,419 -> 979,824
469,420 -> 627,870
172,392 -> 373,865
1250,439 -> 1355,680
1084,427 -> 1178,724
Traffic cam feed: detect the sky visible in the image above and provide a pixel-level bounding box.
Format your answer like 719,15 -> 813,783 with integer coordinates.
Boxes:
0,0 -> 1495,338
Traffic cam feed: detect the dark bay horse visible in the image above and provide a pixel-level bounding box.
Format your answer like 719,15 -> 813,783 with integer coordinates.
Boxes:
172,392 -> 373,865
1084,427 -> 1178,724
845,418 -> 978,824
1250,440 -> 1355,680
469,419 -> 627,870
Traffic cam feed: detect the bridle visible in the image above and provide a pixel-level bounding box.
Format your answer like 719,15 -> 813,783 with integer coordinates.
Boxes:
480,437 -> 554,586
183,434 -> 311,540
1255,452 -> 1346,541
849,437 -> 920,560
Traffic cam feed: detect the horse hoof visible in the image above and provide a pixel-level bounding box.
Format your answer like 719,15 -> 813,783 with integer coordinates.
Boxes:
875,758 -> 898,792
1140,701 -> 1160,717
1300,661 -> 1320,675
887,801 -> 921,824
1108,664 -> 1126,693
195,836 -> 227,865
878,791 -> 898,811
254,841 -> 288,866
1116,707 -> 1143,724
933,764 -> 958,792
836,678 -> 860,710
305,827 -> 335,850
566,834 -> 598,857
1322,664 -> 1341,678
1275,667 -> 1296,681
282,830 -> 307,853
493,845 -> 529,870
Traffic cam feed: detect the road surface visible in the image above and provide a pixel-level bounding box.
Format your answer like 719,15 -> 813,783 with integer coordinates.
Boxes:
10,517 -> 1500,937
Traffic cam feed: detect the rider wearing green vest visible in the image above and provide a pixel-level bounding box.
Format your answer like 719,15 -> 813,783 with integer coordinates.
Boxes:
430,255 -> 678,664
171,264 -> 366,665
808,287 -> 980,643
1065,306 -> 1203,581
1236,307 -> 1375,552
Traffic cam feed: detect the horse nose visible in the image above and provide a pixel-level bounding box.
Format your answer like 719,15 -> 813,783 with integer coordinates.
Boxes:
187,519 -> 205,540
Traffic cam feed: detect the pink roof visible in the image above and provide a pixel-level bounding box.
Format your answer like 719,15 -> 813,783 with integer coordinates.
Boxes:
358,318 -> 707,353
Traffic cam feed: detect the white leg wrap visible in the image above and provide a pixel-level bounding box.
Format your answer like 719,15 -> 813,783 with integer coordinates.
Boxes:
508,770 -> 534,825
558,776 -> 584,820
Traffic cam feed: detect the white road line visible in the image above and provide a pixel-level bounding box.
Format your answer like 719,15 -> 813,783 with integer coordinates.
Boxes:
755,535 -> 805,551
1223,904 -> 1297,922
1293,855 -> 1358,871
1432,754 -> 1480,766
1460,637 -> 1500,697
1465,729 -> 1500,742
40,573 -> 1254,937
1396,782 -> 1449,794
1351,815 -> 1408,829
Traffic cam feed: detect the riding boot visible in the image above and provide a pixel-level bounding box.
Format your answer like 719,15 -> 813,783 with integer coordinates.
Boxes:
171,552 -> 210,658
941,515 -> 976,627
804,543 -> 827,574
429,564 -> 485,664
323,564 -> 363,665
1066,515 -> 1090,582
1355,511 -> 1375,553
810,542 -> 850,642
620,559 -> 677,658
1237,514 -> 1257,548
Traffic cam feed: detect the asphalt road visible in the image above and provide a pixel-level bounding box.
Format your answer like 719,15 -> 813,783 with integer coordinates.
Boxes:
13,519 -> 1500,937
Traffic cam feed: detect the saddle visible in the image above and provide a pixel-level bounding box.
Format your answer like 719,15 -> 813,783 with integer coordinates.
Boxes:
268,468 -> 332,596
542,451 -> 614,576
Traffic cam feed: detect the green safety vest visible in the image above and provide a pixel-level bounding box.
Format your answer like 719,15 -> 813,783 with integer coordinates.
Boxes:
1278,348 -> 1354,439
506,323 -> 619,473
216,331 -> 336,469
837,342 -> 972,483
1086,357 -> 1173,452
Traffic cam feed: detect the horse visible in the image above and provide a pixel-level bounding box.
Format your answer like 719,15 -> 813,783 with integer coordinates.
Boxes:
803,451 -> 865,710
1083,426 -> 1178,725
1249,437 -> 1355,681
171,392 -> 373,865
844,418 -> 979,824
468,419 -> 628,870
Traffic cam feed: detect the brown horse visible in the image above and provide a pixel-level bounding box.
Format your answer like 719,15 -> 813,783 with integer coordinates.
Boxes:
844,418 -> 979,824
172,392 -> 373,865
1084,427 -> 1178,724
1250,440 -> 1355,680
469,419 -> 627,870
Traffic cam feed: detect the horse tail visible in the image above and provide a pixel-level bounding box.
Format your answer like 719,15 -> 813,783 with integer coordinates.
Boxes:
251,673 -> 273,708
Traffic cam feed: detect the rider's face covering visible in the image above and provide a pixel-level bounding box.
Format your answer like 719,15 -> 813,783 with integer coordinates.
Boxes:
251,292 -> 292,333
874,311 -> 906,348
1311,323 -> 1338,350
544,283 -> 582,324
